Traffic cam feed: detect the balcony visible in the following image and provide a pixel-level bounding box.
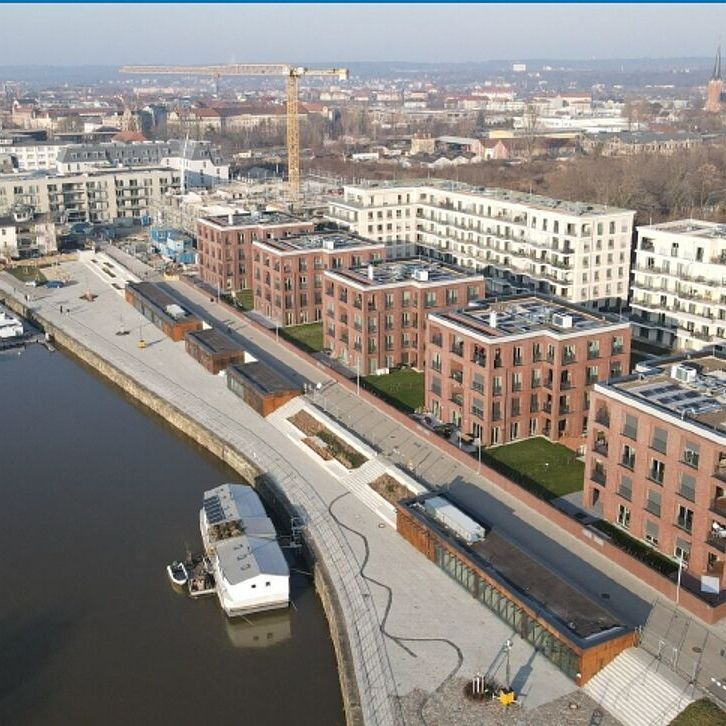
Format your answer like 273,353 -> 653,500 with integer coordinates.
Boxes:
587,349 -> 601,360
594,441 -> 609,456
712,497 -> 726,517
472,354 -> 487,367
431,334 -> 442,348
450,370 -> 464,383
562,353 -> 577,365
450,343 -> 464,357
708,533 -> 726,553
591,469 -> 607,485
450,393 -> 464,406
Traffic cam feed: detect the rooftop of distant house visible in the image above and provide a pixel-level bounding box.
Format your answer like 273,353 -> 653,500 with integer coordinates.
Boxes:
431,294 -> 629,340
602,351 -> 726,437
328,257 -> 481,289
253,231 -> 383,254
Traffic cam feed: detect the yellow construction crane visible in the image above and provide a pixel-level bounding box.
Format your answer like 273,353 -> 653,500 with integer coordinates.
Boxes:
119,64 -> 349,198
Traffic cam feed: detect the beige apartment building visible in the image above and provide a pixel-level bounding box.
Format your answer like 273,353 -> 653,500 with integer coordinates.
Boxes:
326,181 -> 635,311
0,167 -> 180,224
252,232 -> 385,326
324,258 -> 484,374
631,220 -> 726,352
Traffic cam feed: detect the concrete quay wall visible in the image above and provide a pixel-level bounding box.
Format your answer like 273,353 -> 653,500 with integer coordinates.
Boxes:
0,289 -> 371,726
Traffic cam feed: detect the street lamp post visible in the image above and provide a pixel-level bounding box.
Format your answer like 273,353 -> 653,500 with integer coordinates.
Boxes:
675,553 -> 686,606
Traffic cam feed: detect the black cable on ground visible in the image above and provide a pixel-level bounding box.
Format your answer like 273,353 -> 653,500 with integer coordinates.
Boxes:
328,492 -> 464,726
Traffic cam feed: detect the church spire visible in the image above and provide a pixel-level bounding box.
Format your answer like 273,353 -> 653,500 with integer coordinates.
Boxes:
713,45 -> 722,81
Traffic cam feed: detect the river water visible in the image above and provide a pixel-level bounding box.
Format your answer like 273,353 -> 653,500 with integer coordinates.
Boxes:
0,344 -> 344,726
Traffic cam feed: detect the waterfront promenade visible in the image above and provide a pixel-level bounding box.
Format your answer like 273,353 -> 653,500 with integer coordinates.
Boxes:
0,260 -> 590,725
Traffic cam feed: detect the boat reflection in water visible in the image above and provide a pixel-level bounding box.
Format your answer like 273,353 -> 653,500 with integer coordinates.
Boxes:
224,609 -> 292,650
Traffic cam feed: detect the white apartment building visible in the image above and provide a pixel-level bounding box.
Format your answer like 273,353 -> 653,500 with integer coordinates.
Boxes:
631,219 -> 726,351
0,141 -> 65,170
326,181 -> 635,310
0,167 -> 180,225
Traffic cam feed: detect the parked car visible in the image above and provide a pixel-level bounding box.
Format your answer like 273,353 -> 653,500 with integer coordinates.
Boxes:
45,280 -> 64,289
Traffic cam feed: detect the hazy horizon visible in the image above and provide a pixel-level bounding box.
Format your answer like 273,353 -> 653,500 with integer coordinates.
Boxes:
1,3 -> 725,66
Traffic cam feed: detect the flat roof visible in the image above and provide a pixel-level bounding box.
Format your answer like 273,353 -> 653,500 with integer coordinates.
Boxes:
403,496 -> 626,646
227,361 -> 298,396
185,327 -> 244,356
200,210 -> 304,228
431,294 -> 627,340
203,484 -> 288,584
254,231 -> 382,254
607,352 -> 726,435
639,218 -> 726,241
337,179 -> 632,217
127,281 -> 197,324
330,258 -> 480,288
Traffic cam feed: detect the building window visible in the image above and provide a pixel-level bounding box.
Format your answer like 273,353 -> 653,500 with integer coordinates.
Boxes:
650,427 -> 668,454
617,504 -> 631,529
644,520 -> 659,547
622,413 -> 638,440
649,458 -> 665,485
674,539 -> 691,564
676,505 -> 694,533
621,444 -> 636,470
645,489 -> 661,518
617,475 -> 632,501
682,442 -> 700,469
678,473 -> 696,502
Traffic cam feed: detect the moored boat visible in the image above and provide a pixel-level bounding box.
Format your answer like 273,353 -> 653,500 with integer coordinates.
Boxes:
167,561 -> 189,587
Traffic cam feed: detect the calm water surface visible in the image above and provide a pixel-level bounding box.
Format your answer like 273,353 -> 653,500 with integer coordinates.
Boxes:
0,344 -> 344,726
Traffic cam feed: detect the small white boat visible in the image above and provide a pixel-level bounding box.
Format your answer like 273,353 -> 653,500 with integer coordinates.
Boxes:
167,561 -> 189,587
0,311 -> 23,340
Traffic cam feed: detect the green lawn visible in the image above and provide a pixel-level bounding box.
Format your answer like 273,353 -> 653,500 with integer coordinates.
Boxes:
670,700 -> 726,726
7,265 -> 47,284
482,438 -> 584,500
279,321 -> 324,353
235,289 -> 254,311
362,369 -> 425,413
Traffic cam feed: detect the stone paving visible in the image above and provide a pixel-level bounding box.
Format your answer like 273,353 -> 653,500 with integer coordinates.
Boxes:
399,681 -> 622,726
0,261 -> 580,724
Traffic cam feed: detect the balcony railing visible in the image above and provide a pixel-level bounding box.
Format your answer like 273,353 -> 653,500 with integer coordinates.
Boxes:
591,469 -> 606,485
593,441 -> 609,456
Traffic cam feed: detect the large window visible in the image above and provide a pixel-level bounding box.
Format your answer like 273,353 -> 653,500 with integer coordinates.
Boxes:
433,544 -> 579,679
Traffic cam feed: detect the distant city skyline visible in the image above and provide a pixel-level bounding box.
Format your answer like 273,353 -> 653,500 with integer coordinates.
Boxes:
1,3 -> 726,66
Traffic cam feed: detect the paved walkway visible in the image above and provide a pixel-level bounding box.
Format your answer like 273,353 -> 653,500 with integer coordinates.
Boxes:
0,263 -> 580,723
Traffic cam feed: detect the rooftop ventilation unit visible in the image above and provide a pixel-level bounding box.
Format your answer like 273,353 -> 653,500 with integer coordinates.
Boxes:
412,268 -> 429,282
322,237 -> 336,251
552,313 -> 573,329
165,303 -> 187,320
671,364 -> 697,384
489,311 -> 497,328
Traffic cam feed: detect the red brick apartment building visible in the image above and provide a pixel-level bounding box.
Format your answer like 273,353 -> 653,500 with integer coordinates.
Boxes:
252,232 -> 384,326
426,295 -> 631,448
196,211 -> 313,293
585,352 -> 726,594
324,259 -> 484,374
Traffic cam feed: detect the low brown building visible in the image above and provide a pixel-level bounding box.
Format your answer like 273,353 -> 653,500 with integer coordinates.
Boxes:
226,362 -> 300,417
124,282 -> 202,342
396,494 -> 635,686
185,328 -> 247,374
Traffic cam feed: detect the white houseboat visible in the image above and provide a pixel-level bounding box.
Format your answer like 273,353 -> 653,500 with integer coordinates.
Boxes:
200,484 -> 289,618
0,311 -> 23,340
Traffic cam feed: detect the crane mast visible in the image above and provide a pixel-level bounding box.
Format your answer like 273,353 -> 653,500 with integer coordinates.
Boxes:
119,63 -> 349,199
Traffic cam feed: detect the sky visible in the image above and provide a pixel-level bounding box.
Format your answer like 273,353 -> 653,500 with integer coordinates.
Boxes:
1,3 -> 726,66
